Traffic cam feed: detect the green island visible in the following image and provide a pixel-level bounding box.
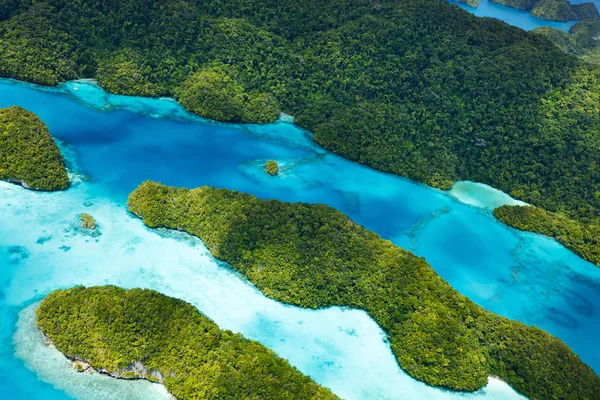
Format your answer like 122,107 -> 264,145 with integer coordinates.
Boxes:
126,180 -> 600,399
535,20 -> 600,64
489,0 -> 537,9
36,285 -> 338,400
491,0 -> 599,21
79,213 -> 96,229
1,0 -> 600,233
531,0 -> 599,22
0,106 -> 69,191
455,0 -> 480,8
494,205 -> 600,266
265,160 -> 279,176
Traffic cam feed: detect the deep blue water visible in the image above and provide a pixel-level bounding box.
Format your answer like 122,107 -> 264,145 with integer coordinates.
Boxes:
0,78 -> 598,399
0,5 -> 595,400
0,6 -> 595,400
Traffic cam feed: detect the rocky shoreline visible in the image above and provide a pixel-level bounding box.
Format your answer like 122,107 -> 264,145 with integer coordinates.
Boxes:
41,334 -> 175,398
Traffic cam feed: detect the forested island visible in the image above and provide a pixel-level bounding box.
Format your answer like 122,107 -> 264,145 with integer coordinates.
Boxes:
1,0 -> 600,234
265,160 -> 279,176
490,0 -> 599,21
494,205 -> 600,266
79,213 -> 96,229
36,286 -> 338,400
0,106 -> 68,191
455,0 -> 480,8
1,0 -> 598,397
126,181 -> 600,399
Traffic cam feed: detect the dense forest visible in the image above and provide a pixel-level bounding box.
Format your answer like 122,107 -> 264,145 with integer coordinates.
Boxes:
0,0 -> 599,227
36,286 -> 338,400
494,205 -> 600,266
0,106 -> 68,190
535,20 -> 600,64
490,0 -> 599,21
456,0 -> 480,8
127,181 -> 600,399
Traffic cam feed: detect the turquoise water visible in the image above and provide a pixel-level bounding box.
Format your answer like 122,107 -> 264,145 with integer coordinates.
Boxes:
14,304 -> 172,400
0,79 -> 598,399
450,0 -> 577,31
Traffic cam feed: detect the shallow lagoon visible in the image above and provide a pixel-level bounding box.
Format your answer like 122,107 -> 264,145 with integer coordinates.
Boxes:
0,79 -> 599,399
3,181 -> 523,400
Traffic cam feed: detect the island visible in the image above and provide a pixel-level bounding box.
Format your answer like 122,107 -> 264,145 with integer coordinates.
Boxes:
36,286 -> 338,400
126,181 -> 600,399
531,0 -> 599,21
489,0 -> 537,9
1,0 -> 600,239
494,205 -> 600,266
490,0 -> 599,21
454,0 -> 480,8
79,214 -> 96,229
0,106 -> 69,191
265,160 -> 279,176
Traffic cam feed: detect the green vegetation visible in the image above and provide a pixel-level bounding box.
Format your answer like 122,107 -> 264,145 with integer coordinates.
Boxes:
494,205 -> 600,266
265,160 -> 279,176
1,0 -> 600,225
535,20 -> 600,64
36,286 -> 338,400
79,213 -> 96,229
532,0 -> 576,21
175,64 -> 280,124
127,181 -> 600,399
571,18 -> 600,37
455,0 -> 480,8
490,0 -> 537,10
0,106 -> 68,191
490,0 -> 599,21
573,2 -> 600,19
531,0 -> 599,22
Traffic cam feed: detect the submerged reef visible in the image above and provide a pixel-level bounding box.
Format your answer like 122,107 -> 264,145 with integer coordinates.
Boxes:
36,286 -> 338,400
127,181 -> 600,399
494,205 -> 600,267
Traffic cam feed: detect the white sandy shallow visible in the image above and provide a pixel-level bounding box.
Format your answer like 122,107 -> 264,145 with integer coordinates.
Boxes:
2,181 -> 525,400
449,181 -> 528,210
14,303 -> 172,400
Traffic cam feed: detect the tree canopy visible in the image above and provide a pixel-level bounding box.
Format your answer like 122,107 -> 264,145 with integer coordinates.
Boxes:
535,20 -> 600,64
0,0 -> 599,226
490,0 -> 599,21
495,205 -> 600,266
37,286 -> 338,400
0,106 -> 68,191
127,181 -> 600,399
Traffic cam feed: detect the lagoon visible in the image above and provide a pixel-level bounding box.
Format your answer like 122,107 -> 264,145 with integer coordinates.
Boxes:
0,79 -> 598,399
